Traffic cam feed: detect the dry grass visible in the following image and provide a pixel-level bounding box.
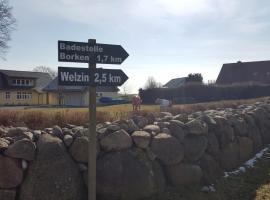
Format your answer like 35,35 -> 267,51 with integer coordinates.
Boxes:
0,96 -> 269,129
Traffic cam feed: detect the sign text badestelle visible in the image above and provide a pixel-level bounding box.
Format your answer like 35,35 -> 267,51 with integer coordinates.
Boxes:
58,40 -> 129,64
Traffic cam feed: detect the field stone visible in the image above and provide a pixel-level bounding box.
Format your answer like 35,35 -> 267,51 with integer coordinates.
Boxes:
239,137 -> 253,162
32,130 -> 42,141
0,155 -> 23,188
100,129 -> 132,152
63,134 -> 73,147
107,124 -> 121,132
154,122 -> 170,130
248,129 -> 263,152
131,131 -> 151,149
97,127 -> 109,140
0,138 -> 9,150
22,160 -> 28,170
162,127 -> 171,134
136,116 -> 149,129
19,134 -> 86,200
206,132 -> 220,159
96,149 -> 165,200
3,137 -> 13,144
166,163 -> 202,186
52,125 -> 64,139
4,138 -> 36,161
127,119 -> 139,133
62,129 -> 73,136
199,154 -> 223,184
198,114 -> 217,132
172,114 -> 188,123
7,127 -> 32,141
220,142 -> 240,171
168,120 -> 185,141
78,163 -> 88,172
70,136 -> 99,163
150,133 -> 184,165
186,119 -> 208,135
23,132 -> 34,141
66,124 -> 76,129
213,116 -> 235,148
143,125 -> 160,134
71,126 -> 84,134
184,135 -> 208,161
0,127 -> 8,136
159,112 -> 173,118
145,113 -> 156,124
163,115 -> 173,121
0,189 -> 16,200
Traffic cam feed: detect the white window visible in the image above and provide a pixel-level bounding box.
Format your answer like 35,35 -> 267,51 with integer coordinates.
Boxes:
28,92 -> 32,99
5,92 -> 10,99
12,79 -> 34,86
17,92 -> 22,99
22,92 -> 27,99
29,80 -> 34,86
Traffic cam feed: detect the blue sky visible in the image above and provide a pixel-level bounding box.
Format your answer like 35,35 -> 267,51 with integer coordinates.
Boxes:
1,0 -> 270,93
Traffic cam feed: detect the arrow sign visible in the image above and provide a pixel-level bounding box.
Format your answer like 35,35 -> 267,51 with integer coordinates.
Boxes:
89,68 -> 128,86
58,40 -> 129,64
58,67 -> 128,86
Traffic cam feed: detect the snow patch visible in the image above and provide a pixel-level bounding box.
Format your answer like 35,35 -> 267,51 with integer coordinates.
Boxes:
201,185 -> 216,193
224,145 -> 270,178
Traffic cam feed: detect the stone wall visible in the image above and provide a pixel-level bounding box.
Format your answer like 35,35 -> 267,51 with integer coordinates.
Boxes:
0,100 -> 270,200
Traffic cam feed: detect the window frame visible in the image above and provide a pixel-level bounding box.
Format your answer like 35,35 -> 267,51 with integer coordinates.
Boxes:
5,92 -> 10,100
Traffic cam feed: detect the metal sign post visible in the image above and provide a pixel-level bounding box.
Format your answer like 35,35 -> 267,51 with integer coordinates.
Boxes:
88,39 -> 96,200
57,38 -> 129,200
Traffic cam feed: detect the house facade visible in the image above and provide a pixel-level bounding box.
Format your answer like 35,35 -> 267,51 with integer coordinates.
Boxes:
43,77 -> 120,106
0,69 -> 120,106
0,70 -> 52,105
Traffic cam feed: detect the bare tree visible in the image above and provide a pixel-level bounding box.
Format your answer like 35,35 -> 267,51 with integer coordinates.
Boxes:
121,82 -> 132,95
144,76 -> 162,89
0,0 -> 16,58
33,66 -> 57,79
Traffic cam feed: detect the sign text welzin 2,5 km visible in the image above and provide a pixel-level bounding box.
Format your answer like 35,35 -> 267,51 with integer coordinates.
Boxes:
58,40 -> 129,64
58,67 -> 128,87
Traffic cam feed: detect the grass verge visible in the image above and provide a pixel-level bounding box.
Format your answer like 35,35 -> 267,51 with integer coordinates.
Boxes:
150,147 -> 270,200
0,96 -> 269,129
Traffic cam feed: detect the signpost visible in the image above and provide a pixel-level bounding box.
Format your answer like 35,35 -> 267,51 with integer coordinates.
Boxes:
57,39 -> 129,200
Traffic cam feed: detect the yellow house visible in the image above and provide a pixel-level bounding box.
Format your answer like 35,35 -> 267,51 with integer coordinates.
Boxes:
0,69 -> 120,107
0,69 -> 52,105
43,78 -> 120,106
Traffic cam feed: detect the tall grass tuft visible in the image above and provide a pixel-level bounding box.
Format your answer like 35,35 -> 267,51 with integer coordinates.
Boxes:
0,96 -> 268,129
